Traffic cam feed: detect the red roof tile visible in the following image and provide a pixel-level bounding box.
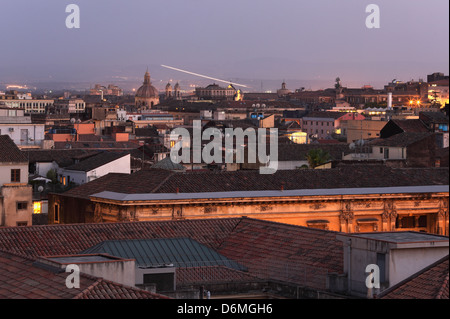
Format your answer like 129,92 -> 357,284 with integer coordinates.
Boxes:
217,218 -> 344,290
0,218 -> 241,258
0,135 -> 28,163
380,256 -> 449,299
58,167 -> 449,200
0,250 -> 168,299
176,265 -> 260,287
0,218 -> 345,291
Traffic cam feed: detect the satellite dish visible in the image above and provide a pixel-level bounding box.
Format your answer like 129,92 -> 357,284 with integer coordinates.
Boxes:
70,118 -> 76,124
356,139 -> 365,146
349,143 -> 356,150
37,186 -> 44,192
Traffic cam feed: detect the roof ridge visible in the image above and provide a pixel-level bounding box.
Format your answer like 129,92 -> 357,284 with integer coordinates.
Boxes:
437,273 -> 449,299
0,248 -> 37,262
216,217 -> 246,250
73,278 -> 103,299
150,170 -> 176,193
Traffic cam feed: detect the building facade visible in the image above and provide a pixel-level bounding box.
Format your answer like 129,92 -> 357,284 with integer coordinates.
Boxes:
47,168 -> 449,236
0,135 -> 33,227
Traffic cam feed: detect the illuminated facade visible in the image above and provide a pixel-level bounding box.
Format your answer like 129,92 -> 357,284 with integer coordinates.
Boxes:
195,83 -> 238,101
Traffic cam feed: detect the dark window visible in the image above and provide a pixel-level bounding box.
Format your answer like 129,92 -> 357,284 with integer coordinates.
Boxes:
17,202 -> 28,210
143,273 -> 174,292
376,253 -> 386,284
54,204 -> 60,222
11,169 -> 20,182
16,222 -> 28,227
418,215 -> 427,228
398,216 -> 415,228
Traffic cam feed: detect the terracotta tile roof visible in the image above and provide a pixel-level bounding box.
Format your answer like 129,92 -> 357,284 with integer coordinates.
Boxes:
134,127 -> 160,138
77,134 -> 102,142
419,111 -> 449,124
58,166 -> 449,200
276,143 -> 349,161
0,135 -> 28,163
217,218 -> 344,290
0,250 -> 168,299
380,256 -> 449,299
176,265 -> 261,287
369,132 -> 434,147
390,119 -> 430,133
61,169 -> 174,199
0,218 -> 346,290
24,149 -> 100,166
53,141 -> 140,150
0,218 -> 241,258
73,279 -> 169,299
153,167 -> 449,194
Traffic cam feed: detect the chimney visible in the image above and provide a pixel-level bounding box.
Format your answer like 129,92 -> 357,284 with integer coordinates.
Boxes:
387,92 -> 393,110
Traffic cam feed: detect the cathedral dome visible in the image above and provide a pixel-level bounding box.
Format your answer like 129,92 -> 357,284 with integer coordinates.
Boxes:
136,70 -> 159,98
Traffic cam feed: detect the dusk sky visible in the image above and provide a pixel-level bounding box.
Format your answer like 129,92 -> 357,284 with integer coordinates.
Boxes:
0,0 -> 448,90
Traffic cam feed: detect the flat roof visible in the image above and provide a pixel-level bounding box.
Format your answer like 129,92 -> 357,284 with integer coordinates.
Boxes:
90,185 -> 449,202
347,232 -> 449,244
45,254 -> 127,264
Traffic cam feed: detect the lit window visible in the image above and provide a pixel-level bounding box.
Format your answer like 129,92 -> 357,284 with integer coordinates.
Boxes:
33,202 -> 41,214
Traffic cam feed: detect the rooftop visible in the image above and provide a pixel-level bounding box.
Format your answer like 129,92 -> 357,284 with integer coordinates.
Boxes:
0,135 -> 28,163
388,119 -> 430,133
348,231 -> 449,244
0,217 -> 345,290
60,166 -> 449,200
0,249 -> 169,299
369,132 -> 434,147
380,255 -> 449,299
81,238 -> 243,269
91,185 -> 449,203
64,151 -> 129,172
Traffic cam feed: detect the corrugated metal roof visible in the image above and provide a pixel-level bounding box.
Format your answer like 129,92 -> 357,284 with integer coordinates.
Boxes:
81,238 -> 244,270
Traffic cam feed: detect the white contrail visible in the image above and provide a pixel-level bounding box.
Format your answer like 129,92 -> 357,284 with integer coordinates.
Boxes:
161,64 -> 250,88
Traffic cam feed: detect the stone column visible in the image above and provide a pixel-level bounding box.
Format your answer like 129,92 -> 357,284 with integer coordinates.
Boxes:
339,202 -> 354,233
437,199 -> 449,236
382,200 -> 397,231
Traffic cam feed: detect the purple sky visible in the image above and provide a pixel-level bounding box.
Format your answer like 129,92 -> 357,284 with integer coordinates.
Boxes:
0,0 -> 448,90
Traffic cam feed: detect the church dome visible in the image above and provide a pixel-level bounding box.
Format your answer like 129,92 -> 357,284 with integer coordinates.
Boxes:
136,70 -> 159,98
